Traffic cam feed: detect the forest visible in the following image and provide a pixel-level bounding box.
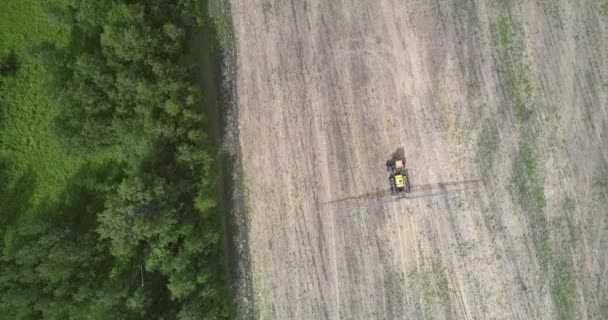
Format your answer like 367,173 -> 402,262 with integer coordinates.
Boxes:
0,0 -> 230,318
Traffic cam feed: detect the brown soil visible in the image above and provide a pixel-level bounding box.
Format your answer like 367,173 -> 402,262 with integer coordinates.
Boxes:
228,1 -> 608,318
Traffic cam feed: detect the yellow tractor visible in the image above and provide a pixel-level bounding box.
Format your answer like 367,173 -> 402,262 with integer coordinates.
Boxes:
386,156 -> 410,196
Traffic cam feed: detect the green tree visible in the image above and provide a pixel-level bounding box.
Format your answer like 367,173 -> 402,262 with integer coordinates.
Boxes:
2,0 -> 231,318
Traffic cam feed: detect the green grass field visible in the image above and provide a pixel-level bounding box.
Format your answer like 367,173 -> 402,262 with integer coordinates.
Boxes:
0,0 -> 78,212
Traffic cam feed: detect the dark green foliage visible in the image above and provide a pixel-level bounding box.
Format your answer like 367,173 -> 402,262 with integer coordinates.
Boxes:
0,159 -> 37,240
43,1 -> 201,150
1,0 -> 229,318
0,51 -> 20,76
1,163 -> 127,319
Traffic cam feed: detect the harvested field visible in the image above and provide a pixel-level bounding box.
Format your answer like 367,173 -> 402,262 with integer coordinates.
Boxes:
228,0 -> 608,319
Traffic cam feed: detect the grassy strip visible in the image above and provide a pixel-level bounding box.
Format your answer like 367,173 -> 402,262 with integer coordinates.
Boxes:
491,11 -> 577,318
493,15 -> 534,124
476,121 -> 500,175
511,141 -> 549,264
192,0 -> 243,314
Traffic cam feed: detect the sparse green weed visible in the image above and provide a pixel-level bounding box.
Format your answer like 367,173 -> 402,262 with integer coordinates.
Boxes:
416,256 -> 453,317
551,260 -> 576,320
466,80 -> 480,95
544,1 -> 562,20
512,143 -> 546,214
213,11 -> 235,55
261,0 -> 287,15
456,240 -> 476,257
513,144 -> 547,212
492,12 -> 553,275
498,0 -> 515,7
593,169 -> 608,201
600,0 -> 608,16
453,0 -> 481,26
492,15 -> 535,124
495,16 -> 515,49
261,0 -> 272,14
491,5 -> 584,316
476,122 -> 500,175
449,194 -> 465,211
278,63 -> 289,81
601,300 -> 608,320
562,197 -> 576,214
484,210 -> 499,233
562,197 -> 579,249
511,137 -> 550,270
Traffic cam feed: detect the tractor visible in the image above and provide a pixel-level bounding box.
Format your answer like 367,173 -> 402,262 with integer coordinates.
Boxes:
386,156 -> 410,196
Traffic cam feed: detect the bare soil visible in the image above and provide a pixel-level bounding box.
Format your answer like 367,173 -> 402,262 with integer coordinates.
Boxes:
228,0 -> 608,319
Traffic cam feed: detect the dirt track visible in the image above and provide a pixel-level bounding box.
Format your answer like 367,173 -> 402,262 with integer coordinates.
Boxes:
228,0 -> 608,319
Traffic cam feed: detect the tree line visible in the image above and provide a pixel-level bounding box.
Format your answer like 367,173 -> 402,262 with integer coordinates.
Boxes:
0,0 -> 230,318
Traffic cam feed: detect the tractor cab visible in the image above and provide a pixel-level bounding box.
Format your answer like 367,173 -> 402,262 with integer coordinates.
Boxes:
387,158 -> 410,195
